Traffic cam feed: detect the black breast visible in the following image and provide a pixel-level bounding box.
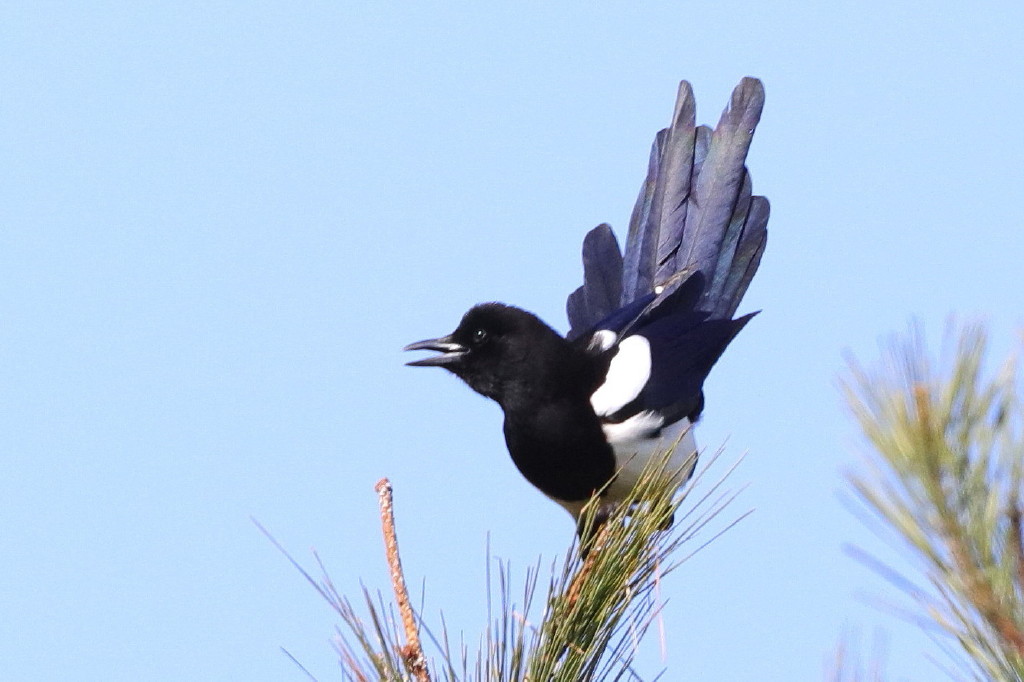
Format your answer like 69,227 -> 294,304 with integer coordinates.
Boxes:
502,399 -> 616,503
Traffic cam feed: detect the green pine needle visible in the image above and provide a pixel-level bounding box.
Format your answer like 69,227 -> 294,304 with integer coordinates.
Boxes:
842,322 -> 1024,681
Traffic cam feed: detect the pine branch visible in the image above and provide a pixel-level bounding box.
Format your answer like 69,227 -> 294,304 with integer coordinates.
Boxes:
840,322 -> 1024,680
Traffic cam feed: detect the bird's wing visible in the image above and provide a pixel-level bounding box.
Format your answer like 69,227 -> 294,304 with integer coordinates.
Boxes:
566,78 -> 768,339
622,311 -> 756,424
583,276 -> 756,425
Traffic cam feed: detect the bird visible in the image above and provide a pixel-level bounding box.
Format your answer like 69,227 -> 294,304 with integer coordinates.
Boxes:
404,78 -> 768,540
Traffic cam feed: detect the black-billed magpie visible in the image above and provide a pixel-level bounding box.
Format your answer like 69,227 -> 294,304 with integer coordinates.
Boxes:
405,78 -> 768,535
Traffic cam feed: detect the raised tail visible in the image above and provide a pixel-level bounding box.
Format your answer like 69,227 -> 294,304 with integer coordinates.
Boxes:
567,78 -> 769,339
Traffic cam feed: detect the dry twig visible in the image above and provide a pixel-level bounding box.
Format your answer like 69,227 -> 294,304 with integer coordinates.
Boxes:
375,478 -> 431,682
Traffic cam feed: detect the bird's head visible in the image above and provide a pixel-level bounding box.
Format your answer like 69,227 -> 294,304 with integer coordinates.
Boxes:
404,303 -> 570,404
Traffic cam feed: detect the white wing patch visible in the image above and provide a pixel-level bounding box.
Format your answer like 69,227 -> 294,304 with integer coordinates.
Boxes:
589,335 -> 652,417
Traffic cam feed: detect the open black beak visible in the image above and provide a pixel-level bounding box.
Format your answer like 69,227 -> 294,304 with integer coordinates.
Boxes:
403,335 -> 468,367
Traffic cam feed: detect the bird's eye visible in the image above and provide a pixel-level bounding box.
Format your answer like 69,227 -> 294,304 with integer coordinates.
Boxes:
472,328 -> 488,344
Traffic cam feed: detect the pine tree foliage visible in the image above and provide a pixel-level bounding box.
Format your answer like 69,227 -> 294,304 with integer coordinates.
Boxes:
272,448 -> 745,681
842,323 -> 1024,680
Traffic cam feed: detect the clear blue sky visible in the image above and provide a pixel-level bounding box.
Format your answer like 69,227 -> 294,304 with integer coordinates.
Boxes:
2,2 -> 1021,680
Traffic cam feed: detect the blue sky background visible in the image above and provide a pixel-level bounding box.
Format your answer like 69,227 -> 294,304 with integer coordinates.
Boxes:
2,2 -> 1022,680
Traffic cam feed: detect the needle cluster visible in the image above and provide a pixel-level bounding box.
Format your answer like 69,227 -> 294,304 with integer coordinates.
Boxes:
843,323 -> 1024,680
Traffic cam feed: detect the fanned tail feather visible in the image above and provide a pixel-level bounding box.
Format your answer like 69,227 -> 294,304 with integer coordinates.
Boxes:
567,78 -> 769,338
566,224 -> 624,336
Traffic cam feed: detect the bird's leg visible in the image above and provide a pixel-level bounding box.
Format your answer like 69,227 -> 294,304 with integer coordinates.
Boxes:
567,502 -> 615,610
576,500 -> 616,559
640,496 -> 675,530
624,498 -> 674,531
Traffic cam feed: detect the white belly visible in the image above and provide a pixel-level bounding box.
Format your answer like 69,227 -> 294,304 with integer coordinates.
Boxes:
604,417 -> 697,503
547,417 -> 697,520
